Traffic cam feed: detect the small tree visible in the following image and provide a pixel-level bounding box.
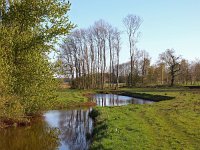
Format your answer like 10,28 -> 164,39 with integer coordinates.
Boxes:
159,49 -> 181,86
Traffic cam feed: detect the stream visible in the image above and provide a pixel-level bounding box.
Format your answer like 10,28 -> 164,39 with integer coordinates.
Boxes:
0,94 -> 153,150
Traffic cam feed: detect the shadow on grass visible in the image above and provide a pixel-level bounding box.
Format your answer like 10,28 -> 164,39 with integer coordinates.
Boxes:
117,91 -> 175,102
96,90 -> 175,102
185,86 -> 200,89
89,109 -> 109,150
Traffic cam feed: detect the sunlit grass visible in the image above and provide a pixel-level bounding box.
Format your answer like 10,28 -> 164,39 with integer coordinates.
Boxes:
91,88 -> 200,150
51,88 -> 94,109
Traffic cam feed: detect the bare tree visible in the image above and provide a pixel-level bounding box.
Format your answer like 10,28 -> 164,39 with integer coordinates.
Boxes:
60,20 -> 121,89
113,28 -> 121,89
107,24 -> 115,88
123,14 -> 142,87
159,49 -> 181,86
93,20 -> 108,89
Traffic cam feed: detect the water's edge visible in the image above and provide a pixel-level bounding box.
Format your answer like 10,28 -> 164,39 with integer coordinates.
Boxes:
0,94 -> 155,150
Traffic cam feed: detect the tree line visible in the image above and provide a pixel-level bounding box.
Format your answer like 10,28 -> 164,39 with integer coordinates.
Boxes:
118,49 -> 200,87
58,15 -> 200,89
58,20 -> 121,89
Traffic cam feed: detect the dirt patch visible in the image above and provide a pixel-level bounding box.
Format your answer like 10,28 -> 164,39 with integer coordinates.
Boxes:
0,117 -> 31,128
80,101 -> 96,107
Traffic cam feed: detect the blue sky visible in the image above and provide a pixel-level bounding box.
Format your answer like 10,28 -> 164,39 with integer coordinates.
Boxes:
68,0 -> 200,63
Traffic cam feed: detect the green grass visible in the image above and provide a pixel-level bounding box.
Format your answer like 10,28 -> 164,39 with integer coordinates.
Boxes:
51,88 -> 95,109
91,88 -> 200,150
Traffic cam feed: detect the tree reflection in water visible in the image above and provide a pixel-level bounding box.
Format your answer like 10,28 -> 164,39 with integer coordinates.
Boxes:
44,108 -> 93,150
0,94 -> 152,150
93,94 -> 153,106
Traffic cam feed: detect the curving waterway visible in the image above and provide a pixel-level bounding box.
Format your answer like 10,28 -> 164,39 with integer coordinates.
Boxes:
0,94 -> 153,150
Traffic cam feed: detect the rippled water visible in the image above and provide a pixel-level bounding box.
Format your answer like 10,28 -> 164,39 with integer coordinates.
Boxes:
0,94 -> 153,150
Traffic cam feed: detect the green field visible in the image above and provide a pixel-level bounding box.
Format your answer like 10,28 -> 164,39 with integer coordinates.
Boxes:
91,88 -> 200,150
52,88 -> 95,109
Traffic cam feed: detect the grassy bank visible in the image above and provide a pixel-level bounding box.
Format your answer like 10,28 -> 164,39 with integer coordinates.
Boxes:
91,88 -> 200,150
52,88 -> 96,109
0,88 -> 94,128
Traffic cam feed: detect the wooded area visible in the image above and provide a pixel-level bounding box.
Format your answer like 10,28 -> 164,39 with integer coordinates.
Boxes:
58,16 -> 200,89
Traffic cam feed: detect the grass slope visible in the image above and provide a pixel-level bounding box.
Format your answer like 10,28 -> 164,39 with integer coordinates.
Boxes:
91,88 -> 200,150
51,88 -> 95,109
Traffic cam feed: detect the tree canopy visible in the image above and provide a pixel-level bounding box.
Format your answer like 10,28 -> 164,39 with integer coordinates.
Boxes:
0,0 -> 73,118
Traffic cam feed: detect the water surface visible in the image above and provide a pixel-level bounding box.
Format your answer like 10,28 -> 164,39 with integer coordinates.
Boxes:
93,94 -> 153,106
0,94 -> 153,150
44,109 -> 93,150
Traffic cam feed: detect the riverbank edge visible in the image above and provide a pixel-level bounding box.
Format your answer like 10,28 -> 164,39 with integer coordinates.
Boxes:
0,90 -> 96,129
89,89 -> 180,149
96,89 -> 175,102
0,88 -> 175,128
89,89 -> 200,149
